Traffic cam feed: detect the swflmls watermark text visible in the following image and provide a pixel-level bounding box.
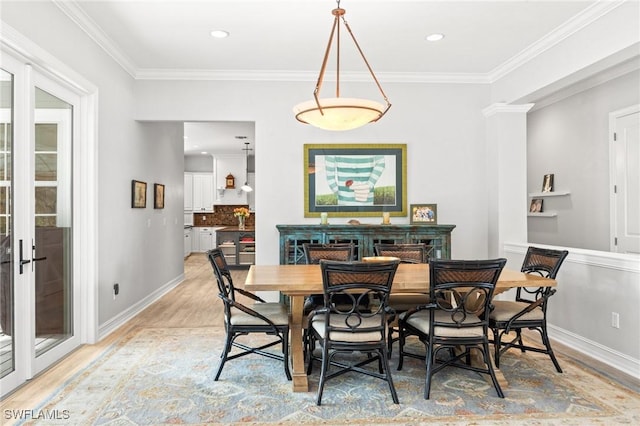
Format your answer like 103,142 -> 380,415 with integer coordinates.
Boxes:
4,409 -> 70,420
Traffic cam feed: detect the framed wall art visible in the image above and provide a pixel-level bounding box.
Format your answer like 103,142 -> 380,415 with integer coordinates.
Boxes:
131,180 -> 147,208
410,203 -> 437,224
154,183 -> 165,209
304,143 -> 407,217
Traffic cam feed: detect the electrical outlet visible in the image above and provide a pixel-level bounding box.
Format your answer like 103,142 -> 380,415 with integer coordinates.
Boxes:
113,283 -> 120,297
611,312 -> 620,329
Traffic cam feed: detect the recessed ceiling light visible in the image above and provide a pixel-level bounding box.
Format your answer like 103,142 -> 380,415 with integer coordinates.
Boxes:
210,30 -> 229,39
426,33 -> 444,42
201,151 -> 208,155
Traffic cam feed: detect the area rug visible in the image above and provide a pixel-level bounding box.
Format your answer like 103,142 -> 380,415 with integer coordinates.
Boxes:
21,327 -> 640,425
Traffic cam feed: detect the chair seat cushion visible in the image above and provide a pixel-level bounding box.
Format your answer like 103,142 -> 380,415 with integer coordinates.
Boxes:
388,293 -> 430,312
489,300 -> 544,322
400,310 -> 485,338
311,314 -> 385,342
230,302 -> 289,326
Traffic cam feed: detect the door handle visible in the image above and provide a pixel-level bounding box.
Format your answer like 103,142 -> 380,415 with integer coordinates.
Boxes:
19,239 -> 31,274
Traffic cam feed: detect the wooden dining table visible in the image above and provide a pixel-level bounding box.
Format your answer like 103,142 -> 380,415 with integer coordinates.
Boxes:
245,263 -> 556,392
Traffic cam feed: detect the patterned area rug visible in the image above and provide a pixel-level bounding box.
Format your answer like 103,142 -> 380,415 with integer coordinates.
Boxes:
24,327 -> 640,425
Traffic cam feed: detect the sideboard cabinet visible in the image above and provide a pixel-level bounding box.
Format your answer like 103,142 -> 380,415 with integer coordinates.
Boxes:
276,224 -> 455,265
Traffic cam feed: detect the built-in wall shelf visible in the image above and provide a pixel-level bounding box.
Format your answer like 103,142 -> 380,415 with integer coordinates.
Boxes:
528,212 -> 558,217
528,190 -> 570,198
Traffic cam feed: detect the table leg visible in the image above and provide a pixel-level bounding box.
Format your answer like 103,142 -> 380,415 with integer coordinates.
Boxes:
289,295 -> 309,392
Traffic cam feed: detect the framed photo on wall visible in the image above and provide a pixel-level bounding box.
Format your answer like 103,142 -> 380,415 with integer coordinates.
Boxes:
154,183 -> 165,209
410,203 -> 438,224
131,180 -> 147,208
304,144 -> 407,217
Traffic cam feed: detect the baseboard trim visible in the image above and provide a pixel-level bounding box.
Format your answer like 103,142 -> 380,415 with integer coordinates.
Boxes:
549,324 -> 640,380
98,274 -> 185,340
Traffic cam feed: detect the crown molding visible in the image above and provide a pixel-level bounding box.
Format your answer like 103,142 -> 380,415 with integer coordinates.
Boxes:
482,103 -> 535,117
487,0 -> 627,83
134,68 -> 491,84
53,0 -> 137,78
55,0 -> 625,85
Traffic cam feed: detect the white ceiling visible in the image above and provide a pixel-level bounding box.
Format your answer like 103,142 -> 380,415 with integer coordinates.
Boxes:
55,0 -> 603,154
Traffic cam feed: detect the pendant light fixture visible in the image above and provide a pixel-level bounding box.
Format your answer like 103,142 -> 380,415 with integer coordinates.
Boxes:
293,0 -> 391,131
240,142 -> 253,193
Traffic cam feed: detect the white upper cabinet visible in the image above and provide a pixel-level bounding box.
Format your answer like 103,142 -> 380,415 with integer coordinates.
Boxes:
192,173 -> 214,211
213,155 -> 248,205
184,173 -> 193,211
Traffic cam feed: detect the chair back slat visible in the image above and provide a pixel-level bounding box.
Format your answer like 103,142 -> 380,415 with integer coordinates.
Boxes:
207,248 -> 234,300
429,258 -> 506,329
374,243 -> 428,263
517,247 -> 569,302
303,243 -> 355,264
320,259 -> 400,332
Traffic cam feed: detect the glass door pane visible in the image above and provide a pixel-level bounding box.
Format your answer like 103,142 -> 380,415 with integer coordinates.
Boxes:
0,69 -> 14,378
33,88 -> 73,357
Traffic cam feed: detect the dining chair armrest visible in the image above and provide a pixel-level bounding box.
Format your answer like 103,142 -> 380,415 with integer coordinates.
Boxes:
235,287 -> 267,303
401,302 -> 437,321
504,288 -> 556,333
218,294 -> 282,334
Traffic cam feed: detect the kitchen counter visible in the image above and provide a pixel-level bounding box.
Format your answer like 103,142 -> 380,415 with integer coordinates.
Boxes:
216,226 -> 255,232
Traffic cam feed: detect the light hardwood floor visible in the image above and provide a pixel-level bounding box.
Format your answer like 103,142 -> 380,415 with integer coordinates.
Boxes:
1,253 -> 638,410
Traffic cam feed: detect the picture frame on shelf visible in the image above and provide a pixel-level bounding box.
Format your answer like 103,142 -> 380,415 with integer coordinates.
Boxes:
154,183 -> 165,209
410,203 -> 437,224
529,198 -> 543,213
131,180 -> 147,208
303,143 -> 407,218
542,174 -> 554,193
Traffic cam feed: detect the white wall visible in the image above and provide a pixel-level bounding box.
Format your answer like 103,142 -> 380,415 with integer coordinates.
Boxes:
184,155 -> 214,172
527,71 -> 640,251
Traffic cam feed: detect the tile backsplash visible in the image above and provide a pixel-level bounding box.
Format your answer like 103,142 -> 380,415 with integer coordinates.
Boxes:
192,205 -> 254,227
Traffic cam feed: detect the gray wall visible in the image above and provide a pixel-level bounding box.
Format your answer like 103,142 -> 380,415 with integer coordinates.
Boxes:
527,71 -> 640,251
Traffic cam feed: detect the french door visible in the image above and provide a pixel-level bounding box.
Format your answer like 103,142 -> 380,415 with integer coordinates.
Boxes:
1,55 -> 82,396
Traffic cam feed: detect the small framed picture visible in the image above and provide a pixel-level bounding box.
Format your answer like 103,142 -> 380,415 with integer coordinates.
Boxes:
529,198 -> 543,213
542,174 -> 554,193
131,180 -> 147,208
154,183 -> 165,209
410,203 -> 437,224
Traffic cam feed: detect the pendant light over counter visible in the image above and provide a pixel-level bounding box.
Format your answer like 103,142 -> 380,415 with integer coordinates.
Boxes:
240,141 -> 253,193
293,0 -> 391,131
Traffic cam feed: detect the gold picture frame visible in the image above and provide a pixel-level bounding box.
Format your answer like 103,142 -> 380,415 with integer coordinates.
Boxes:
154,183 -> 165,209
410,203 -> 438,224
131,180 -> 147,208
304,143 -> 407,218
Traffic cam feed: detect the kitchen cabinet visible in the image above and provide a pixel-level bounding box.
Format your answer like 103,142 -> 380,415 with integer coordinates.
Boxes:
192,173 -> 214,211
184,227 -> 192,258
216,228 -> 255,267
194,227 -> 217,252
184,173 -> 193,211
276,224 -> 455,265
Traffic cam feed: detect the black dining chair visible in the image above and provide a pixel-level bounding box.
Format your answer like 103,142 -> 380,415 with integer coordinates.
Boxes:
397,258 -> 507,399
488,246 -> 569,372
373,243 -> 430,353
306,258 -> 400,405
207,248 -> 291,381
